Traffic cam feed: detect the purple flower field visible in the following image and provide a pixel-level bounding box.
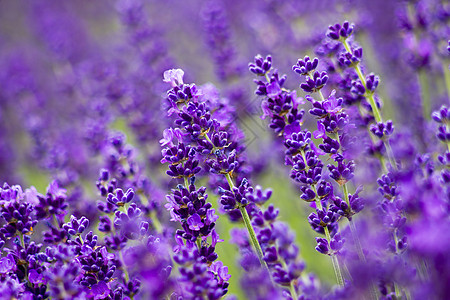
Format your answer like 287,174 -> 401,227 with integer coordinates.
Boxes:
0,1 -> 448,299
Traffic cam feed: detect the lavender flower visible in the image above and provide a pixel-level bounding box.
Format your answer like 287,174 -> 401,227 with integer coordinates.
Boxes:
0,4 -> 449,299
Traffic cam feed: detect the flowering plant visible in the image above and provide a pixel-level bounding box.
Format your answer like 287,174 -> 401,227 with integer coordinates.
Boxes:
0,1 -> 448,299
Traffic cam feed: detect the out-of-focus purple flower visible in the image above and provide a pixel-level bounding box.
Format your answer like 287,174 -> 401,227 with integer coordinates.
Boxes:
330,233 -> 345,252
28,269 -> 46,285
163,69 -> 184,87
210,261 -> 231,284
0,255 -> 15,274
159,128 -> 184,147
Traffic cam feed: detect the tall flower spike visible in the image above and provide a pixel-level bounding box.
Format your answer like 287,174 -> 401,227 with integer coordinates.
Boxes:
161,69 -> 231,298
250,54 -> 350,289
331,21 -> 397,171
162,68 -> 312,298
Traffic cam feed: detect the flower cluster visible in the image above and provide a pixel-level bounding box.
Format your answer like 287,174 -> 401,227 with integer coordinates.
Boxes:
161,70 -> 233,298
1,2 -> 449,299
250,53 -> 364,269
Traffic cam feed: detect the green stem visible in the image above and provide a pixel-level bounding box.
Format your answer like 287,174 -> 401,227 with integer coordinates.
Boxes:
53,214 -> 59,228
385,140 -> 398,170
119,250 -> 130,283
224,173 -> 235,190
184,176 -> 189,188
138,190 -> 163,234
239,205 -> 270,271
418,70 -> 431,120
357,103 -> 388,172
348,219 -> 366,262
317,90 -> 325,101
446,123 -> 450,152
342,183 -> 350,207
379,155 -> 388,173
109,214 -> 117,235
342,40 -> 382,123
342,39 -> 398,171
394,282 -> 402,299
151,212 -> 163,233
289,282 -> 299,300
443,62 -> 450,100
20,231 -> 31,284
19,232 -> 25,248
326,227 -> 345,287
225,173 -> 270,273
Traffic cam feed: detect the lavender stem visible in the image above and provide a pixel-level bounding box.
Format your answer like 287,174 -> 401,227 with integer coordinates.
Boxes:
418,70 -> 431,120
342,38 -> 397,170
443,63 -> 450,100
225,173 -> 270,274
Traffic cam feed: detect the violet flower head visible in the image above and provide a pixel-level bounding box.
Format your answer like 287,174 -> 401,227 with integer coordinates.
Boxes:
339,47 -> 363,68
327,21 -> 355,40
35,181 -> 68,220
328,156 -> 356,185
106,188 -> 135,207
292,56 -> 319,75
307,91 -> 343,117
330,233 -> 345,252
315,237 -> 330,255
431,105 -> 449,124
62,215 -> 89,236
0,183 -> 38,238
246,185 -> 273,205
218,178 -> 253,209
300,71 -> 329,93
432,105 -> 450,143
370,121 -> 394,138
366,73 -> 380,93
114,203 -> 145,240
248,54 -> 272,76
